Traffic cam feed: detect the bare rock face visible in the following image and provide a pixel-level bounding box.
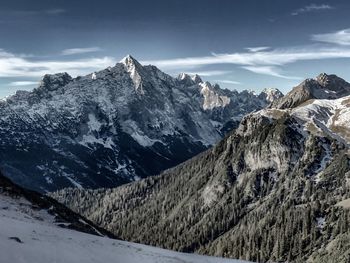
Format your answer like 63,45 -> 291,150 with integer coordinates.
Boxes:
0,55 -> 277,192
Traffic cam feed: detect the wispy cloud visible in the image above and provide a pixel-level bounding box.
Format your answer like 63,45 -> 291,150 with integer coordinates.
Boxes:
245,46 -> 270,52
5,8 -> 66,16
142,45 -> 350,78
242,66 -> 301,80
0,49 -> 114,78
291,4 -> 334,16
185,70 -> 231,76
61,47 -> 102,56
9,81 -> 38,86
215,80 -> 241,85
312,29 -> 350,45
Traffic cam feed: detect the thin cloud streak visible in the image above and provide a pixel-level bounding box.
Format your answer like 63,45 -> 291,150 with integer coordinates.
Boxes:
291,4 -> 334,16
62,47 -> 103,56
9,81 -> 38,86
185,70 -> 231,76
242,66 -> 301,80
0,49 -> 115,78
245,46 -> 270,52
215,80 -> 241,85
312,29 -> 350,45
142,45 -> 350,78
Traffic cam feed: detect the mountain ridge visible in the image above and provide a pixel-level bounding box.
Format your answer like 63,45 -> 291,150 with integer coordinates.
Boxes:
271,73 -> 350,109
0,55 -> 280,192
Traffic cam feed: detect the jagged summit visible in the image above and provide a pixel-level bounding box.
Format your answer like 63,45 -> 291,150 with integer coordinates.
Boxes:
39,72 -> 72,91
259,87 -> 284,103
120,54 -> 141,67
177,73 -> 203,86
177,72 -> 192,80
177,73 -> 198,86
316,72 -> 339,85
316,72 -> 330,83
119,55 -> 145,91
192,74 -> 203,84
315,72 -> 350,92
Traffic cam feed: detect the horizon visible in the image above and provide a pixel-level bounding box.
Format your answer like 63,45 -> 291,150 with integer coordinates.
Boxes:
1,0 -> 350,97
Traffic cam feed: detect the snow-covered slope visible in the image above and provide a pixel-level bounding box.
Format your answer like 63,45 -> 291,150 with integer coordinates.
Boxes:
0,55 -> 279,192
0,215 -> 249,263
0,174 -> 248,263
260,95 -> 350,143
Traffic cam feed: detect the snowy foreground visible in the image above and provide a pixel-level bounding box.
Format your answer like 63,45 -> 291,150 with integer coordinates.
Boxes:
0,196 -> 248,263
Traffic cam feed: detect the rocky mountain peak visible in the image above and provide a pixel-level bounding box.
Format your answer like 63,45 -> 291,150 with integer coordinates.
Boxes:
271,73 -> 350,109
177,73 -> 192,81
315,72 -> 350,90
177,73 -> 196,86
192,74 -> 203,84
259,88 -> 284,103
39,72 -> 72,92
120,55 -> 142,68
316,72 -> 330,85
119,55 -> 145,92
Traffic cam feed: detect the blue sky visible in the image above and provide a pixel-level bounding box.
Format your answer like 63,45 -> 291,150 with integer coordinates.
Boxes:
1,0 -> 350,97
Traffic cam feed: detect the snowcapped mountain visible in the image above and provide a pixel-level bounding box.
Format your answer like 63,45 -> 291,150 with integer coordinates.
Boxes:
52,74 -> 350,262
271,73 -> 350,109
258,87 -> 284,103
0,172 -> 248,263
0,55 -> 280,192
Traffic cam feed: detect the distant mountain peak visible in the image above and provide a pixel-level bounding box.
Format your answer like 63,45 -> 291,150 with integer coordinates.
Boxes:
262,87 -> 279,93
120,55 -> 144,91
177,73 -> 197,86
315,72 -> 335,84
192,74 -> 203,84
176,73 -> 203,85
120,54 -> 141,67
259,88 -> 284,103
271,73 -> 350,109
315,72 -> 349,90
177,73 -> 192,81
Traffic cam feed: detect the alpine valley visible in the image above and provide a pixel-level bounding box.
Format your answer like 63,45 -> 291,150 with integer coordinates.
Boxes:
0,55 -> 282,192
52,73 -> 350,263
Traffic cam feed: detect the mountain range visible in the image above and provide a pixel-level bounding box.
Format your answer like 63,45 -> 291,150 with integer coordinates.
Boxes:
0,55 -> 281,192
52,73 -> 350,262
